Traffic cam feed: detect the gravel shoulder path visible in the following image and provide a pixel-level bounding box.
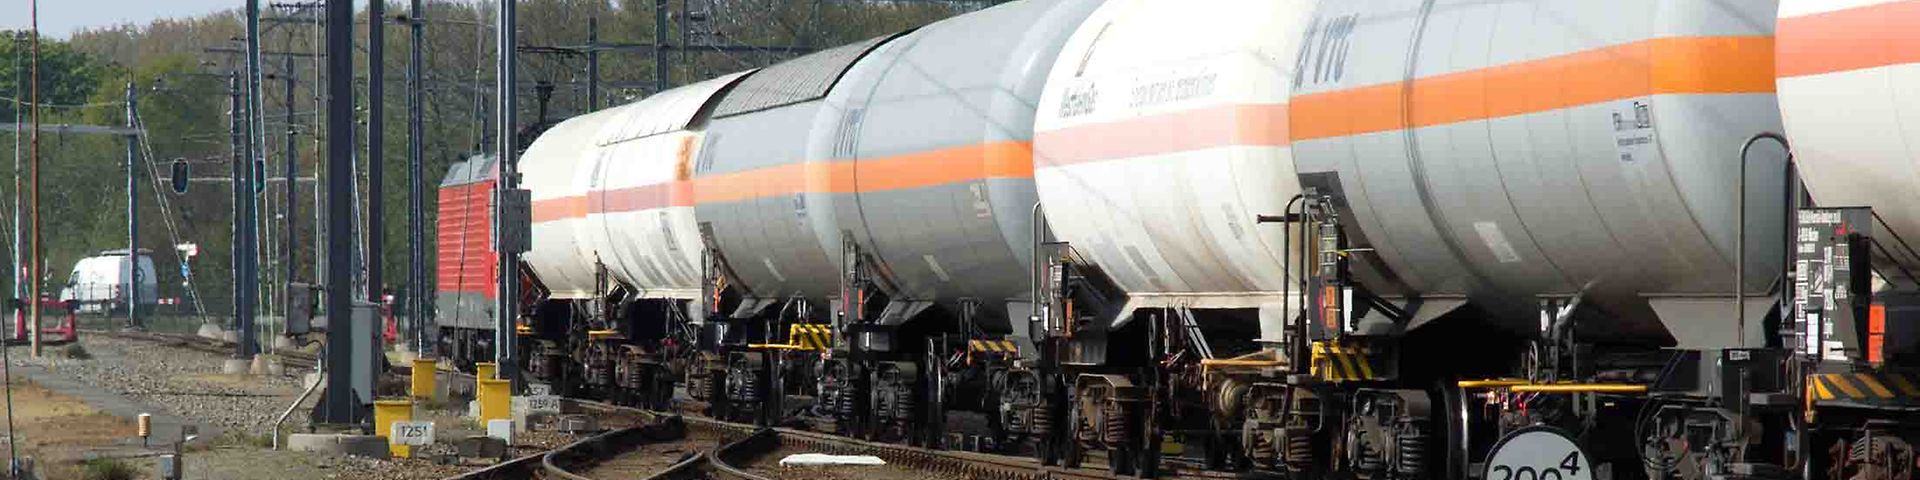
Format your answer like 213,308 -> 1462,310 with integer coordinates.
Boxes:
13,336 -> 310,435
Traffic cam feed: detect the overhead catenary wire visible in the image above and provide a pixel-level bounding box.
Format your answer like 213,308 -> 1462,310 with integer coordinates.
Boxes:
0,98 -> 125,109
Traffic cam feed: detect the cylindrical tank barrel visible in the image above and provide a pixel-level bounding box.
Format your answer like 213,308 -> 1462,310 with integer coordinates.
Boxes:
696,0 -> 1100,326
521,74 -> 746,300
1288,0 -> 1785,347
807,0 -> 1102,323
1033,0 -> 1316,341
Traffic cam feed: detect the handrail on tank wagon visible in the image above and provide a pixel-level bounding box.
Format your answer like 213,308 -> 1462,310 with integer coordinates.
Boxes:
1737,132 -> 1792,350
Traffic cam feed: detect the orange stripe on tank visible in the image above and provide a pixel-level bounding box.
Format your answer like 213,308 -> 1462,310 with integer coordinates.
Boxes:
530,196 -> 588,223
693,141 -> 1033,203
1034,103 -> 1290,167
533,141 -> 1036,221
1291,36 -> 1774,142
1778,1 -> 1920,78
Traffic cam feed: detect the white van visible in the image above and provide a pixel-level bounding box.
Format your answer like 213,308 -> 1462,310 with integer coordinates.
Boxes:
59,249 -> 158,314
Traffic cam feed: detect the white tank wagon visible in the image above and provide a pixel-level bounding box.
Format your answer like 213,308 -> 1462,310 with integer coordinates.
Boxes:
805,0 -> 1100,326
692,36 -> 901,314
795,0 -> 1101,445
522,108 -> 624,300
1288,0 -> 1786,347
1032,0 -> 1315,342
1022,0 -> 1320,471
518,73 -> 751,405
1266,1 -> 1789,478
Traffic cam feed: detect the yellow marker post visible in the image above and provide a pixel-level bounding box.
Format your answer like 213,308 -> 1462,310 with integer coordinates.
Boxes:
475,362 -> 497,381
478,378 -> 511,423
411,358 -> 437,400
374,400 -> 415,458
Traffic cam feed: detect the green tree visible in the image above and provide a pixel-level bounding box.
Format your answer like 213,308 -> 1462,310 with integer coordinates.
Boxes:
0,30 -> 112,121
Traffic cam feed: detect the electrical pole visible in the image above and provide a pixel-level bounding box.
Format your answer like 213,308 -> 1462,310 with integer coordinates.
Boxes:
125,82 -> 141,331
11,31 -> 23,345
28,0 -> 42,359
587,17 -> 599,111
241,0 -> 264,359
5,28 -> 22,473
408,0 -> 429,356
322,0 -> 362,424
229,73 -> 246,352
284,54 -> 297,339
495,0 -> 520,387
653,0 -> 669,93
368,0 -> 385,309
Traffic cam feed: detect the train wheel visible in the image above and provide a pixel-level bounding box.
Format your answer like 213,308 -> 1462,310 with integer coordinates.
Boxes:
708,368 -> 729,419
986,398 -> 1009,454
1064,406 -> 1086,469
652,366 -> 675,410
1439,380 -> 1470,480
1202,419 -> 1222,469
1109,443 -> 1136,476
1138,410 -> 1160,478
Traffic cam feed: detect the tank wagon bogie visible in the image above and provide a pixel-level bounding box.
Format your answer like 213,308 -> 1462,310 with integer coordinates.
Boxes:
422,0 -> 1920,479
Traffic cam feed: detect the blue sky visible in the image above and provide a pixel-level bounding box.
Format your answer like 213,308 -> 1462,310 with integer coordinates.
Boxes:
0,0 -> 240,38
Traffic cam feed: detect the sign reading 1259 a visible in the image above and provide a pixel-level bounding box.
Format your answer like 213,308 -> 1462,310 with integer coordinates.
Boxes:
1483,427 -> 1593,480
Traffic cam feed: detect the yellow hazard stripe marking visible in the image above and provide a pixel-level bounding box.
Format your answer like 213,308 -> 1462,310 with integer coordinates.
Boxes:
1308,341 -> 1377,382
1336,349 -> 1361,380
967,339 -> 1018,353
1807,372 -> 1920,402
1309,344 -> 1333,381
1825,374 -> 1866,398
786,324 -> 832,351
1355,351 -> 1375,379
1890,373 -> 1920,396
1855,373 -> 1896,398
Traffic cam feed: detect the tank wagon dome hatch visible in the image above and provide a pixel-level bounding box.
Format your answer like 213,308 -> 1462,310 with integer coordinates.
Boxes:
520,72 -> 753,301
1288,0 -> 1786,348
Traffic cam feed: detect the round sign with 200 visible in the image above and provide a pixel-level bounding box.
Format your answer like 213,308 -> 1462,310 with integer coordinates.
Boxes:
1483,427 -> 1594,480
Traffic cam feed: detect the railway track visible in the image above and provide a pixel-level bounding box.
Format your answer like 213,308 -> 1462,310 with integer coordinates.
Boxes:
443,407 -> 699,480
447,398 -> 1234,480
92,330 -> 1221,480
